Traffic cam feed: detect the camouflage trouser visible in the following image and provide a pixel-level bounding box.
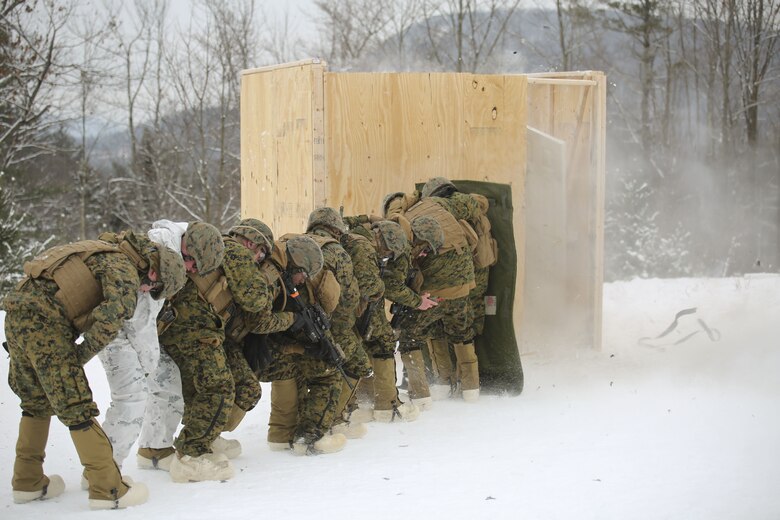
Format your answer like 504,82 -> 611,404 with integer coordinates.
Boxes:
470,267 -> 490,337
259,337 -> 343,442
362,306 -> 396,360
5,307 -> 99,426
223,338 -> 262,413
331,319 -> 372,380
397,295 -> 474,353
161,337 -> 235,457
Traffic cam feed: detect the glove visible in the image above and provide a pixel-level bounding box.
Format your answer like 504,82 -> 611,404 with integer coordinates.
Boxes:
289,312 -> 308,333
303,341 -> 330,361
242,333 -> 272,373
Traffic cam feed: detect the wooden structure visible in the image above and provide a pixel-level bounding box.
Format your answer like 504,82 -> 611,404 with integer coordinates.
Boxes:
240,60 -> 605,353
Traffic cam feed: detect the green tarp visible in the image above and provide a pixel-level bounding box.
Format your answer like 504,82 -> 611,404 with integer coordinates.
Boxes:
418,180 -> 524,395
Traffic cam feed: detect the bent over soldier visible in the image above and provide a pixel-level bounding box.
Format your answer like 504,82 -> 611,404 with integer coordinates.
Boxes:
159,226 -> 268,483
306,208 -> 373,440
3,234 -> 185,510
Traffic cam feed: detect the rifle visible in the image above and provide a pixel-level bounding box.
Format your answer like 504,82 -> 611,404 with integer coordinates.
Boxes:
281,272 -> 349,375
389,265 -> 419,330
355,255 -> 391,340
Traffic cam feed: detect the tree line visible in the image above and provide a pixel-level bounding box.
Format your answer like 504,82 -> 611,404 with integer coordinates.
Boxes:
1,0 -> 778,296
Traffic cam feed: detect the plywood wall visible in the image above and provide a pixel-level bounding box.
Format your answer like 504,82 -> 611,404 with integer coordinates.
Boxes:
240,60 -> 326,234
324,71 -> 528,341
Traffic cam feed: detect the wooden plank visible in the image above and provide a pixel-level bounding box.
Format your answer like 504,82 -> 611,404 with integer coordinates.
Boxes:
522,127 -> 567,353
527,78 -> 597,86
591,72 -> 607,350
240,62 -> 318,234
241,58 -> 323,76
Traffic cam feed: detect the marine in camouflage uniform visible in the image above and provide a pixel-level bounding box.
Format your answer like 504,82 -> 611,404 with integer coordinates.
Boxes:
252,234 -> 349,454
159,228 -> 269,482
3,234 -> 184,509
342,218 -> 422,422
420,177 -> 484,400
306,208 -> 373,439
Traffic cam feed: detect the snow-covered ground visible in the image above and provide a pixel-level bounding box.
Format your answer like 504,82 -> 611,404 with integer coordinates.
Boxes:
1,275 -> 778,519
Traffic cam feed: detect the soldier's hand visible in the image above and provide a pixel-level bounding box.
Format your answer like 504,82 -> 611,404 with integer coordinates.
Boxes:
417,292 -> 439,311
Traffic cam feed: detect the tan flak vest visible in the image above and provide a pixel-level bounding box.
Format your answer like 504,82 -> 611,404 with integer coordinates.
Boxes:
404,198 -> 471,254
187,236 -> 238,328
22,239 -> 148,332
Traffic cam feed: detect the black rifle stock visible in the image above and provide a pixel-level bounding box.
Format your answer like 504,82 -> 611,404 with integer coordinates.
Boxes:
281,273 -> 351,387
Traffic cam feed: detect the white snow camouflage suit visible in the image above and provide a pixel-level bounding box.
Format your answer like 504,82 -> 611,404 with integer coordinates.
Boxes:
98,220 -> 187,468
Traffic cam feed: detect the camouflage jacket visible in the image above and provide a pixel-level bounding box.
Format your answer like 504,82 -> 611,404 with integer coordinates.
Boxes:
242,256 -> 295,335
161,237 -> 266,344
340,232 -> 385,304
308,227 -> 359,323
437,192 -> 482,225
382,243 -> 422,309
4,251 -> 142,362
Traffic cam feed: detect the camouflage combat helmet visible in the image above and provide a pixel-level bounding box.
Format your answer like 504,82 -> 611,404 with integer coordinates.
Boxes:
152,247 -> 187,300
410,215 -> 444,254
306,207 -> 347,234
382,191 -> 405,216
229,218 -> 274,253
184,221 -> 225,274
285,235 -> 324,277
421,176 -> 457,198
373,220 -> 408,259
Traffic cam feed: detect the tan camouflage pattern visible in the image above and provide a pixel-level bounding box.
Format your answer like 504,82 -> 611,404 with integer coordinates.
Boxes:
4,252 -> 143,426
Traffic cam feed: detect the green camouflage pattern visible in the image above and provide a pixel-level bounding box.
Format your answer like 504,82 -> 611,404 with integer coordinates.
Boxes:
373,220 -> 408,259
410,216 -> 445,254
229,218 -> 274,252
223,338 -> 262,412
160,238 -> 265,456
4,252 -> 143,426
421,176 -> 456,198
470,266 -> 490,336
340,232 -> 384,303
436,191 -> 482,222
285,235 -> 324,277
398,295 -> 474,351
309,230 -> 372,379
306,207 -> 347,233
416,247 -> 475,294
382,243 -> 422,309
184,221 -> 225,274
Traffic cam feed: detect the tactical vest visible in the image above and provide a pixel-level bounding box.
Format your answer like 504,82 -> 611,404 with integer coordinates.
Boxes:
187,236 -> 236,324
404,198 -> 469,254
304,234 -> 342,314
22,238 -> 148,332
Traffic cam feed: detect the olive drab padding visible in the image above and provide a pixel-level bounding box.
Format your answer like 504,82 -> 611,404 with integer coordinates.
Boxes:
280,234 -> 324,278
405,199 -> 467,254
421,176 -> 457,198
229,218 -> 274,253
409,215 -> 445,254
22,239 -> 148,332
306,207 -> 347,234
184,221 -> 225,274
470,193 -> 499,268
372,221 -> 408,259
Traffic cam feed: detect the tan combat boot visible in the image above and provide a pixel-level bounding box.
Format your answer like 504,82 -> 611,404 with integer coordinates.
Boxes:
348,375 -> 376,424
268,378 -> 298,451
400,350 -> 432,410
137,447 -> 176,471
292,432 -> 347,456
71,419 -> 148,509
211,405 -> 245,459
331,376 -> 367,438
454,341 -> 480,401
372,357 -> 420,423
169,452 -> 234,483
12,415 -> 65,504
428,338 -> 455,400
